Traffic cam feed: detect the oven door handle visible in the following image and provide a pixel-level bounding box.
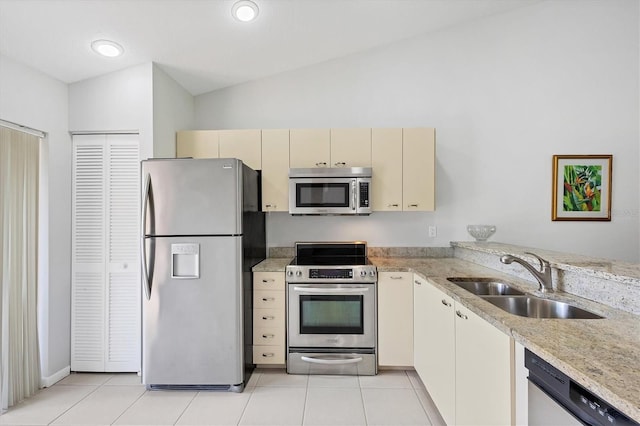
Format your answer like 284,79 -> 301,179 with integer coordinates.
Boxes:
292,286 -> 370,293
301,355 -> 363,365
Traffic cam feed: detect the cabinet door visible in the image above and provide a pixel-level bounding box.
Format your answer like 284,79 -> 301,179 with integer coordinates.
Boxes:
403,128 -> 435,211
176,130 -> 219,158
218,129 -> 261,170
378,272 -> 413,366
261,129 -> 289,211
415,277 -> 456,425
330,128 -> 371,167
290,128 -> 330,168
455,304 -> 513,426
371,128 -> 402,211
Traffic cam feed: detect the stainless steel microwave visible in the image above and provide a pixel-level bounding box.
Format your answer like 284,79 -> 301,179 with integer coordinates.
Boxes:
289,167 -> 372,215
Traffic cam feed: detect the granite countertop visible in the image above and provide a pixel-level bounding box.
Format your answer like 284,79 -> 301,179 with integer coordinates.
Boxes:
253,255 -> 640,422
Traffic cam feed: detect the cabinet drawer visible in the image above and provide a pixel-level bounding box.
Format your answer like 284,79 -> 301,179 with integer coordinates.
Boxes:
254,272 -> 285,291
253,326 -> 285,346
253,345 -> 285,364
253,290 -> 285,309
253,308 -> 285,327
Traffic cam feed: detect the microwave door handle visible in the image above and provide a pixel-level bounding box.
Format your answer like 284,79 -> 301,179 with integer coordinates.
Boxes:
352,179 -> 357,211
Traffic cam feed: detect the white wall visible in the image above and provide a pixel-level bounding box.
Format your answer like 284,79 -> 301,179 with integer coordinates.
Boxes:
152,64 -> 195,158
196,0 -> 640,262
69,63 -> 154,158
0,54 -> 71,382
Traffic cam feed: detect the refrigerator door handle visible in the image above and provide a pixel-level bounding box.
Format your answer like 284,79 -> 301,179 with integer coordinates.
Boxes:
141,172 -> 152,300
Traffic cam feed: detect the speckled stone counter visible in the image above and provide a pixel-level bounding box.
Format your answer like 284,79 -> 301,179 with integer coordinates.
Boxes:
252,253 -> 640,421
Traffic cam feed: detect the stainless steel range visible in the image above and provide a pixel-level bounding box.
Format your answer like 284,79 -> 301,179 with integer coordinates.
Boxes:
286,242 -> 377,376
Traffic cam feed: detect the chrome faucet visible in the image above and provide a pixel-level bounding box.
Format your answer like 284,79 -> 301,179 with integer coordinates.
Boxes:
500,252 -> 553,293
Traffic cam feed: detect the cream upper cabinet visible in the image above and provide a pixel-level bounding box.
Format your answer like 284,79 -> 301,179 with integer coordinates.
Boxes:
414,275 -> 456,425
455,304 -> 513,426
378,272 -> 413,367
330,128 -> 371,167
261,129 -> 289,212
218,129 -> 262,171
403,128 -> 435,211
371,128 -> 402,211
176,130 -> 219,158
289,129 -> 330,168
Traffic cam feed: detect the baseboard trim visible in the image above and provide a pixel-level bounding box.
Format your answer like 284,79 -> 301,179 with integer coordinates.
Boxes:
41,365 -> 70,388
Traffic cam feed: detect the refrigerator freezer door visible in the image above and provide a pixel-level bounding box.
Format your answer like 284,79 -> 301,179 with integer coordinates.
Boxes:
142,235 -> 244,387
142,158 -> 243,237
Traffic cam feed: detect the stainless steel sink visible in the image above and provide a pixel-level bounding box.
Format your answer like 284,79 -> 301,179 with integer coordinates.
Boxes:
481,296 -> 604,319
447,278 -> 525,296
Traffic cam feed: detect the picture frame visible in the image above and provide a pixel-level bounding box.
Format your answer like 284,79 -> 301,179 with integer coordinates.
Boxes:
552,155 -> 612,221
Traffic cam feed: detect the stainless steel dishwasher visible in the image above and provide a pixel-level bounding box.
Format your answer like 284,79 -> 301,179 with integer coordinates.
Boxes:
525,349 -> 638,426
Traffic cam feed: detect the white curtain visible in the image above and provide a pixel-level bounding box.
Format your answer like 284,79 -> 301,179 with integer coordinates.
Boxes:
0,125 -> 41,412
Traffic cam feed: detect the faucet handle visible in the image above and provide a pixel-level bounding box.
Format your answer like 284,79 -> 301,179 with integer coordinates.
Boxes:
524,252 -> 549,270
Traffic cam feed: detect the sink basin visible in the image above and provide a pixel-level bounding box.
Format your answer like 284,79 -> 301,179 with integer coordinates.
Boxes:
481,296 -> 604,319
447,278 -> 525,296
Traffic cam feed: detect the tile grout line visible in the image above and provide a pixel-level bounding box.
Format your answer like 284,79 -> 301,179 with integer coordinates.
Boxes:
109,386 -> 148,425
171,389 -> 199,425
358,375 -> 370,426
45,378 -> 109,425
300,376 -> 311,426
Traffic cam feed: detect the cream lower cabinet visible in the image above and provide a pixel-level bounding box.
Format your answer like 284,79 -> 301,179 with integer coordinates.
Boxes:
378,272 -> 413,366
252,272 -> 286,365
414,276 -> 514,425
413,274 -> 455,425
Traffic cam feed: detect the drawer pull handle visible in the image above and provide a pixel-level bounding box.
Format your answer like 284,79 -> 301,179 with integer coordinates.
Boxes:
262,279 -> 275,283
261,353 -> 275,358
388,203 -> 399,207
334,162 -> 346,167
262,297 -> 275,302
315,162 -> 327,167
441,299 -> 451,307
390,276 -> 403,280
262,334 -> 275,339
456,310 -> 468,320
408,203 -> 419,208
414,280 -> 421,285
262,315 -> 275,320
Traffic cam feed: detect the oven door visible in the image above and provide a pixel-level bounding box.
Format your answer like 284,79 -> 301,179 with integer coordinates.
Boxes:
287,283 -> 376,349
289,178 -> 357,215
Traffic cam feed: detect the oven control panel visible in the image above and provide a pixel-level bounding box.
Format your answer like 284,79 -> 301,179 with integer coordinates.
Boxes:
286,265 -> 377,283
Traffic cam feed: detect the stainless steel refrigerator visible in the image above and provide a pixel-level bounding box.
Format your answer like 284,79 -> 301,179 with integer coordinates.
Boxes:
140,158 -> 265,392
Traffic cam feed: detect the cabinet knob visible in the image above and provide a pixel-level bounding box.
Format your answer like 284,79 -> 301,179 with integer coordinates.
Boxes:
265,203 -> 276,208
414,280 -> 421,285
262,315 -> 275,320
455,310 -> 468,320
334,162 -> 346,167
408,203 -> 419,208
315,162 -> 327,167
261,353 -> 275,358
388,204 -> 399,207
262,334 -> 275,339
262,297 -> 275,302
441,299 -> 452,307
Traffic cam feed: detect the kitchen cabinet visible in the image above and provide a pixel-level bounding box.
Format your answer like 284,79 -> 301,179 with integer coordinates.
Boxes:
218,129 -> 261,170
371,128 -> 403,211
402,128 -> 435,211
455,303 -> 513,425
414,277 -> 513,425
378,272 -> 413,366
330,128 -> 371,167
261,129 -> 289,212
289,128 -> 330,168
414,274 -> 455,425
176,130 -> 219,158
252,272 -> 286,365
71,134 -> 140,372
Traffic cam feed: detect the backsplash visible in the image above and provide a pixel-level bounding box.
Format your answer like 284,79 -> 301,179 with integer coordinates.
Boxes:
267,246 -> 453,259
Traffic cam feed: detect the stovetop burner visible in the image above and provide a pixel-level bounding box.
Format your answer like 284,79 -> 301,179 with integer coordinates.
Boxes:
286,242 -> 376,283
289,256 -> 371,266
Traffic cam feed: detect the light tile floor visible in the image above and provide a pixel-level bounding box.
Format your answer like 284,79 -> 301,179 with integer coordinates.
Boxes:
0,369 -> 446,426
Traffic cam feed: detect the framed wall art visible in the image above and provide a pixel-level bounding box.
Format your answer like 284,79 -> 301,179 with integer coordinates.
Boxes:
552,155 -> 612,221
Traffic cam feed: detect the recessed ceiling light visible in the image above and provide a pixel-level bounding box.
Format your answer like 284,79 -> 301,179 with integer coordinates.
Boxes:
232,0 -> 259,22
91,39 -> 124,58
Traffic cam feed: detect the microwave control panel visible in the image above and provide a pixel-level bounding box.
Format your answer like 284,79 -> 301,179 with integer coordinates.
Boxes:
359,182 -> 370,208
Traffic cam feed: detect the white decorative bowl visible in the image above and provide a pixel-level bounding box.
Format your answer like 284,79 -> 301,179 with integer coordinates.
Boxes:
467,225 -> 496,241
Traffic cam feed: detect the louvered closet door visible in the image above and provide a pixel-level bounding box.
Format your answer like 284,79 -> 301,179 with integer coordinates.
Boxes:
71,134 -> 140,372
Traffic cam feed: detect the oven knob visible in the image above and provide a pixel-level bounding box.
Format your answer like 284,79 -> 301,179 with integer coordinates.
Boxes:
287,270 -> 293,277
360,270 -> 366,277
296,270 -> 302,277
369,270 -> 376,277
